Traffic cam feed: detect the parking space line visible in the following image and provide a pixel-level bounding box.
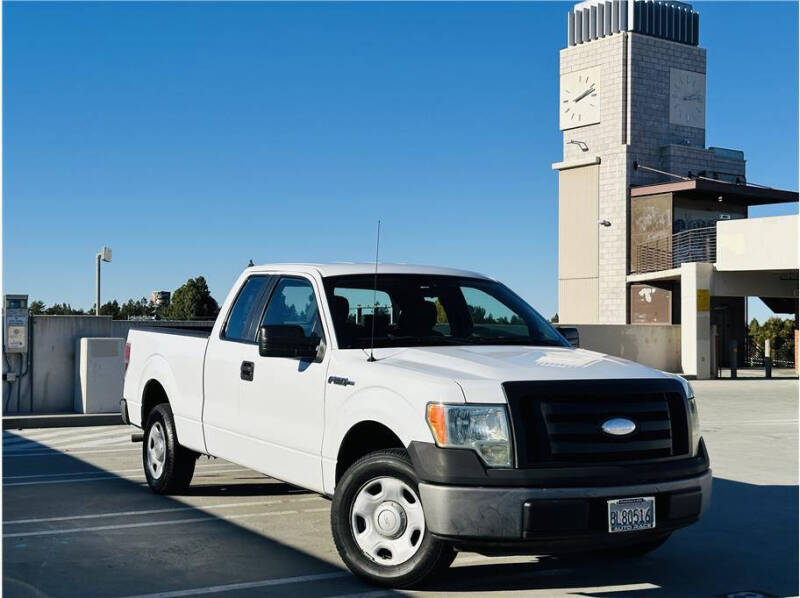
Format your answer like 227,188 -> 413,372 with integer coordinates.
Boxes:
4,447 -> 141,458
117,572 -> 350,598
4,426 -> 126,443
3,427 -> 130,448
39,427 -> 134,445
4,507 -> 337,538
3,461 -> 241,480
5,499 -> 283,525
3,465 -> 252,487
3,509 -> 300,538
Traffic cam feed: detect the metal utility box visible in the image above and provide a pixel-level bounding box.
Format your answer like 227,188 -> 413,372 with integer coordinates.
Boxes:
74,337 -> 125,414
4,295 -> 29,353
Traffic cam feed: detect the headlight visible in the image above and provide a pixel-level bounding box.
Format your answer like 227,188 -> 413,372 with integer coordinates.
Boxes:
688,396 -> 701,456
426,403 -> 512,468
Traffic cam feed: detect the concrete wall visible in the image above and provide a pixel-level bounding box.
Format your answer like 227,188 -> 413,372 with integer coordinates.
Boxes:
716,215 -> 799,272
3,316 -> 213,414
563,323 -> 682,372
680,262 -> 714,379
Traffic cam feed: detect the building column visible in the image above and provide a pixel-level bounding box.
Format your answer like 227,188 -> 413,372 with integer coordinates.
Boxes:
680,262 -> 714,379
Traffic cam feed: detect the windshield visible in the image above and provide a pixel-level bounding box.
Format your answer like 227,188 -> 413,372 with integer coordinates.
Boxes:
323,274 -> 568,349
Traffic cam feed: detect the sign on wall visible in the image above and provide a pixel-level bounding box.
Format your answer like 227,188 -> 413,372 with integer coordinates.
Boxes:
696,289 -> 710,312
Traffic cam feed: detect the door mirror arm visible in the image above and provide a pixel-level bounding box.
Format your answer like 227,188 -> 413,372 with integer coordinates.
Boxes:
556,326 -> 580,348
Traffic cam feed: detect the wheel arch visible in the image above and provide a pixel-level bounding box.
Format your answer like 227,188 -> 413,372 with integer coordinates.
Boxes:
141,378 -> 170,425
335,420 -> 405,484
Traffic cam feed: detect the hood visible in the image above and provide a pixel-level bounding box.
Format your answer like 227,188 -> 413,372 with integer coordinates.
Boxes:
369,345 -> 672,403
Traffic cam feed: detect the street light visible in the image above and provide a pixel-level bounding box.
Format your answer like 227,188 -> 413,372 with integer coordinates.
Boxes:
95,246 -> 112,316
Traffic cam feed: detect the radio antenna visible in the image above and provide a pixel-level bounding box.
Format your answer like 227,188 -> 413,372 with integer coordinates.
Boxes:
367,220 -> 381,362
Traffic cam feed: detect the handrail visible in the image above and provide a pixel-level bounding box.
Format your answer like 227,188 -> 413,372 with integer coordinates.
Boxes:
632,226 -> 717,274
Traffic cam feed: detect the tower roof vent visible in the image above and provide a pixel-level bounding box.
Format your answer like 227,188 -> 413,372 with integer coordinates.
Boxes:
567,0 -> 700,47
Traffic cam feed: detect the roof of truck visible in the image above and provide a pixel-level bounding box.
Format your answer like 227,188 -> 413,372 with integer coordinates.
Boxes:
248,263 -> 492,279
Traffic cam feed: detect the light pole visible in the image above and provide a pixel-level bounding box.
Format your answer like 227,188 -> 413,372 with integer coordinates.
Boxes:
95,246 -> 112,316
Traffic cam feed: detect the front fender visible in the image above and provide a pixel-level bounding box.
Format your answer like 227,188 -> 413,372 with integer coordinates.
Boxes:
321,379 -> 465,494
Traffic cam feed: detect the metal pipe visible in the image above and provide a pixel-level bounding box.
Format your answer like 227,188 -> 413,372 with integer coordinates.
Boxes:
632,161 -> 692,181
96,253 -> 101,316
764,339 -> 772,378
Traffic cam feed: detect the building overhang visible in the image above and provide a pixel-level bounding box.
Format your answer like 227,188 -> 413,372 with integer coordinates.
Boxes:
552,155 -> 601,171
630,179 -> 799,207
627,268 -> 683,283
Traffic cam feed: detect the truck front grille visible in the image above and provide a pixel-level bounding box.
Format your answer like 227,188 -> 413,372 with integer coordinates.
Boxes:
503,379 -> 689,468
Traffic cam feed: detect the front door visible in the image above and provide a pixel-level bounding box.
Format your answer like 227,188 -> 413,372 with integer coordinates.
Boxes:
203,275 -> 274,459
238,275 -> 329,492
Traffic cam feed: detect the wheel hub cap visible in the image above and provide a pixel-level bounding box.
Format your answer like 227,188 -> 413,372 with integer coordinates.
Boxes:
147,422 -> 166,480
374,501 -> 406,538
350,476 -> 425,567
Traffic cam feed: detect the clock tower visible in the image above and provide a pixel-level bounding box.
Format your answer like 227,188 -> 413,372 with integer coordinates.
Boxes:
554,0 -> 745,324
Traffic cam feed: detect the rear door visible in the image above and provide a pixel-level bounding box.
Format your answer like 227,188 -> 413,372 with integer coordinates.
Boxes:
237,275 -> 330,492
202,275 -> 274,459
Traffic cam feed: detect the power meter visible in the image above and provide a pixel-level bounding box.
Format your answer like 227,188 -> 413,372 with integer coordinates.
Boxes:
4,295 -> 29,353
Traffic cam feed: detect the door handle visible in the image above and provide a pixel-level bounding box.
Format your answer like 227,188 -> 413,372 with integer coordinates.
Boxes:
240,361 -> 254,381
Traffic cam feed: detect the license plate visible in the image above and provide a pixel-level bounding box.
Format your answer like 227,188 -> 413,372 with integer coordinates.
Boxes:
607,496 -> 655,533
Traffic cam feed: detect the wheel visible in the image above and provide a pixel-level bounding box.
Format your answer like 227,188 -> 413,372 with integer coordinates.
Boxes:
603,533 -> 672,558
331,449 -> 456,588
143,403 -> 197,494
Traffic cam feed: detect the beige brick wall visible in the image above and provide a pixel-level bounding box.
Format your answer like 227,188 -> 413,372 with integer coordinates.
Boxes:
557,28 -> 742,325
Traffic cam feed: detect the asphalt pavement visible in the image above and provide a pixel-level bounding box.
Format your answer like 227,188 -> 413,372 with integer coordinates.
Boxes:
3,379 -> 798,597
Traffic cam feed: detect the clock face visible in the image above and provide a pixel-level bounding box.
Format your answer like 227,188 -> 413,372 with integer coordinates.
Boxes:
670,68 -> 706,129
560,67 -> 601,130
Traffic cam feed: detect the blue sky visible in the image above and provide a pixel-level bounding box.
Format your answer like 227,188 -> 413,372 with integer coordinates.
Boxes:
3,1 -> 797,322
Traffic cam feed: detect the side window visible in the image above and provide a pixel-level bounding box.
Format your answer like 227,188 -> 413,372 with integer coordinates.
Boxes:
262,278 -> 323,339
224,276 -> 271,342
461,286 -> 529,338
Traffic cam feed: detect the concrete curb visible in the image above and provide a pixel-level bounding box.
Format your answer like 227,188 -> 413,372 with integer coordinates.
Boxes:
3,413 -> 123,430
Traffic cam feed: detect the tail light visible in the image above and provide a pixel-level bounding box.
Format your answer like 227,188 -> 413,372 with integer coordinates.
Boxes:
124,342 -> 131,373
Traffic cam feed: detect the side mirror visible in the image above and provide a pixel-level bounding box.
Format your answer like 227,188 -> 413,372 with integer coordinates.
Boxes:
258,325 -> 320,360
557,326 -> 580,348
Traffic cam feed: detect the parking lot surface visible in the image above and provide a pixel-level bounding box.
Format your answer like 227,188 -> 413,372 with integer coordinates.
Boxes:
3,379 -> 798,597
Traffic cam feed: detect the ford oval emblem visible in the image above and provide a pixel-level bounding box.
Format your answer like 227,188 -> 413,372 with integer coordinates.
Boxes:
601,417 -> 637,436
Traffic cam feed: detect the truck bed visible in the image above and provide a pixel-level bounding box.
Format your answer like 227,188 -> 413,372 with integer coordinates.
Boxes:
122,327 -> 211,453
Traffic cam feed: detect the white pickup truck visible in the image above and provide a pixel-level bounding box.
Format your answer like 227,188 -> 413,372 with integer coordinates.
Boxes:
122,263 -> 711,587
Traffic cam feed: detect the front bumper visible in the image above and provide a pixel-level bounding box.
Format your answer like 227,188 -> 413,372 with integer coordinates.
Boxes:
418,469 -> 711,551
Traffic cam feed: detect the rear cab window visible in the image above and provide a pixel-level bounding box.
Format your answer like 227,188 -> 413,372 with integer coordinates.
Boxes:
222,276 -> 273,342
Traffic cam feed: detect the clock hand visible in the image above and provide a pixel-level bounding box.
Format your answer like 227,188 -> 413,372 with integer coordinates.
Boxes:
573,85 -> 596,103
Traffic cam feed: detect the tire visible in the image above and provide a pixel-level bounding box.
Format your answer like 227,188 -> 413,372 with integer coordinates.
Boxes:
331,449 -> 456,588
602,533 -> 671,558
143,403 -> 197,494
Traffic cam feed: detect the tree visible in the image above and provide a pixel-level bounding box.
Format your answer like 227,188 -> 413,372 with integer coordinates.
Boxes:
164,276 -> 219,320
119,297 -> 156,320
750,317 -> 796,365
44,303 -> 85,315
29,300 -> 45,315
98,300 -> 120,318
